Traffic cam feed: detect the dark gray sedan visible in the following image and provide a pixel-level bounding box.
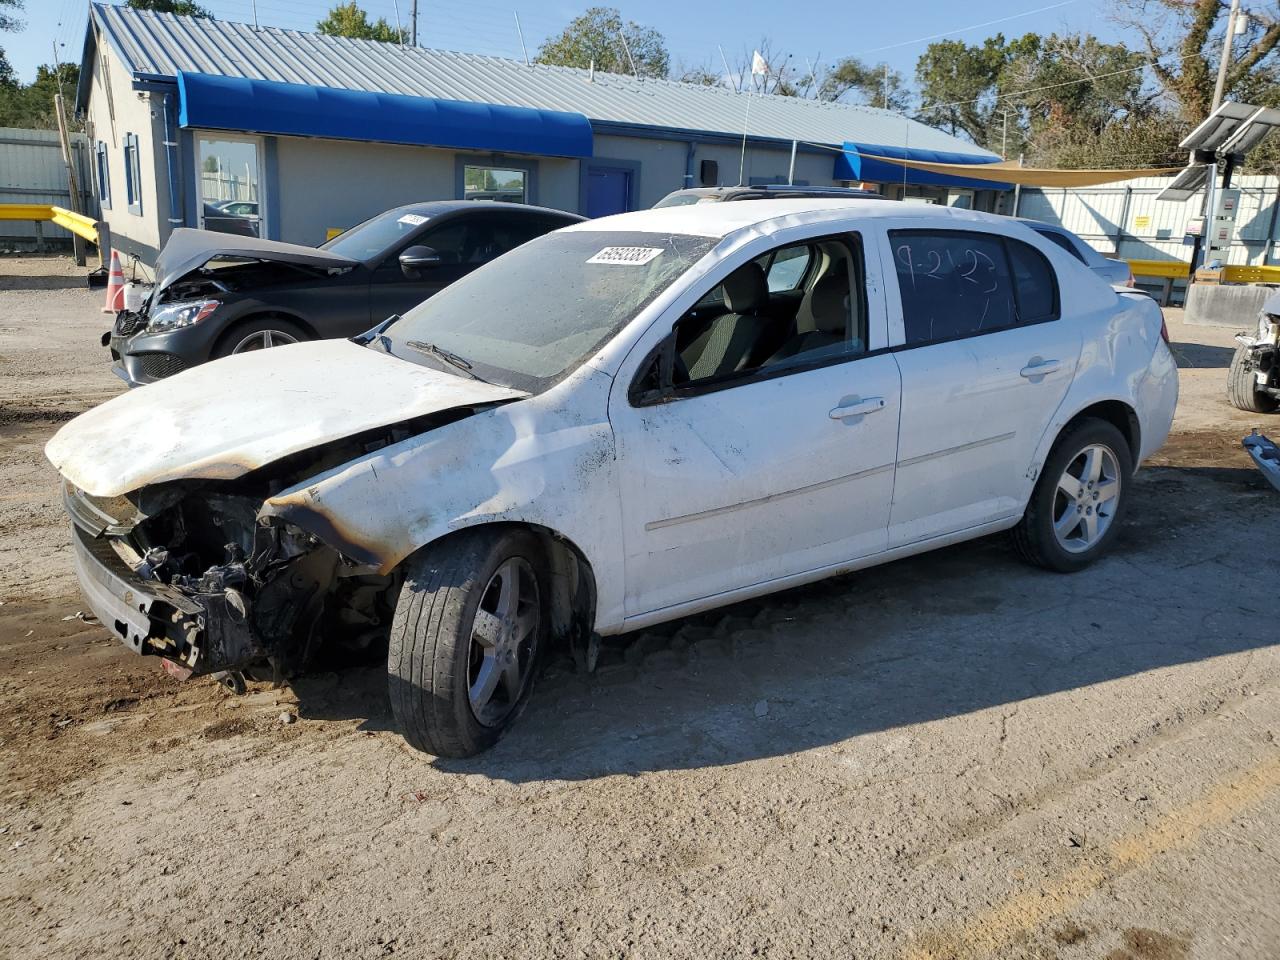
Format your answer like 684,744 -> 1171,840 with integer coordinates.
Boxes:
107,200 -> 582,386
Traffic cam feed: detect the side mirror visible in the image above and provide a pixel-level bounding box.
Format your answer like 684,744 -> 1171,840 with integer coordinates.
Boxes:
399,245 -> 441,276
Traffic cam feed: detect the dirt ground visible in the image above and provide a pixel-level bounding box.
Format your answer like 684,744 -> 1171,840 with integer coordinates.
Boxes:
1,255 -> 1278,960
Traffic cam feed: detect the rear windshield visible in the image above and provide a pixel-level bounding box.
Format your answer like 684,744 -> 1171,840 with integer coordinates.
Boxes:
382,230 -> 718,392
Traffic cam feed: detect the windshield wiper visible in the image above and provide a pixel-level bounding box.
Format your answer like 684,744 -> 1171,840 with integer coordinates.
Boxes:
404,340 -> 488,381
352,314 -> 398,350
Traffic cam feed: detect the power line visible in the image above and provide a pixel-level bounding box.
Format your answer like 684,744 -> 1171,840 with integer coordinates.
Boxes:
852,0 -> 1079,57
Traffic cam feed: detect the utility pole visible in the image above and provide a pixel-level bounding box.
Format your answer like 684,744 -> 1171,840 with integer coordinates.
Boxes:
1001,109 -> 1010,160
1212,0 -> 1242,112
410,0 -> 418,46
1194,0 -> 1244,274
53,93 -> 86,266
882,63 -> 889,110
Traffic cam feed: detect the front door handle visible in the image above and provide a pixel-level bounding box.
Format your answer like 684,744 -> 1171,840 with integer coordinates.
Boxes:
829,396 -> 887,420
1019,357 -> 1061,379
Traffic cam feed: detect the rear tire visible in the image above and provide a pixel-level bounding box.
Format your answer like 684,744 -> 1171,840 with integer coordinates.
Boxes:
1227,345 -> 1278,413
387,528 -> 547,758
1013,418 -> 1133,573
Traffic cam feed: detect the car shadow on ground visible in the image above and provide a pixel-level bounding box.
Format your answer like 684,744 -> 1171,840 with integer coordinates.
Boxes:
288,466 -> 1279,781
1169,340 -> 1236,369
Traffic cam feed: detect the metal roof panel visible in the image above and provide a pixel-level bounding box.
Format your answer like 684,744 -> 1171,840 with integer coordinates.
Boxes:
89,3 -> 995,159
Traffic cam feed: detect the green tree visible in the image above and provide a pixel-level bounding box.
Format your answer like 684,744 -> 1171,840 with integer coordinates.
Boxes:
0,63 -> 79,128
126,0 -> 212,16
1115,0 -> 1280,124
818,58 -> 910,111
0,0 -> 23,33
0,48 -> 15,89
536,7 -> 669,79
316,2 -> 408,43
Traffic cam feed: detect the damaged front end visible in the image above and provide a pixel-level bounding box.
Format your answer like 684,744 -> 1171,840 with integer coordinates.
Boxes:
63,434 -> 416,682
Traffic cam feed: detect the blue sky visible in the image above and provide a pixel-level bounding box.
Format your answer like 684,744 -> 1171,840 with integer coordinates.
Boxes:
14,0 -> 1126,92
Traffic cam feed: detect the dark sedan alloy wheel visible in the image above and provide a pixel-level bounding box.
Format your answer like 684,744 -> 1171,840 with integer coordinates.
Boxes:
231,328 -> 299,353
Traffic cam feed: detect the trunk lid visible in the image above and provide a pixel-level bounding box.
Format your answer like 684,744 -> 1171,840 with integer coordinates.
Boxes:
47,340 -> 527,498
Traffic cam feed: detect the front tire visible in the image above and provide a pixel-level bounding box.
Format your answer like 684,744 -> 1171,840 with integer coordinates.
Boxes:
1227,345 -> 1278,413
388,528 -> 547,758
214,316 -> 308,358
1013,418 -> 1133,573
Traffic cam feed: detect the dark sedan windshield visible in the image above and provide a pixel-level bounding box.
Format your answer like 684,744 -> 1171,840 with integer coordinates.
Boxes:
382,230 -> 718,392
321,208 -> 431,261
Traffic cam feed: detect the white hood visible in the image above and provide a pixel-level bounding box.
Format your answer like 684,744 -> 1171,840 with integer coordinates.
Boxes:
47,340 -> 527,498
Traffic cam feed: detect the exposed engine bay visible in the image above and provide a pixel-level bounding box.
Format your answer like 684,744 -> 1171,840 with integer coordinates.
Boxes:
64,409 -> 477,684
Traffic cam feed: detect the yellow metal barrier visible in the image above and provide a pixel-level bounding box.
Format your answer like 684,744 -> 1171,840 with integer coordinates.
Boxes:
1223,264 -> 1280,284
0,203 -> 55,221
1128,258 -> 1190,279
49,205 -> 99,244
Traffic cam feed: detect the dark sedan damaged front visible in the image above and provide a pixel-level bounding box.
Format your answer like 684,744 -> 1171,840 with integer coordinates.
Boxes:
64,464 -> 395,682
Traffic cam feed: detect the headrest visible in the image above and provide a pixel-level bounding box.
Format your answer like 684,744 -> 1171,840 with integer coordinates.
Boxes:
810,273 -> 850,334
722,262 -> 768,313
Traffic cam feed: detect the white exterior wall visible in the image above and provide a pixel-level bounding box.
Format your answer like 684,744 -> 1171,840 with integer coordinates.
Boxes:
84,45 -> 168,258
1018,174 -> 1280,267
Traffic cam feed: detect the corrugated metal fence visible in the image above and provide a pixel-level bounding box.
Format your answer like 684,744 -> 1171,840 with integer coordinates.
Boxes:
0,126 -> 93,248
1018,174 -> 1280,267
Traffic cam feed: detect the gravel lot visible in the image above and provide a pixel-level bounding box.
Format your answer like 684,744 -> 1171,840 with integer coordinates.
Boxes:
1,255 -> 1278,960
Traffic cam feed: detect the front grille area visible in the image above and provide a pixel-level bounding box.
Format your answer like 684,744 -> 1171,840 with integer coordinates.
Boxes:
114,310 -> 147,336
136,352 -> 189,380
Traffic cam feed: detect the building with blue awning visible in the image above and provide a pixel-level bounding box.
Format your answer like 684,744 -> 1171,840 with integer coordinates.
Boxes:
76,3 -> 1004,263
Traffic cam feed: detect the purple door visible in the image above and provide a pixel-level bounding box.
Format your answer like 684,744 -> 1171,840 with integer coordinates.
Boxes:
587,167 -> 631,218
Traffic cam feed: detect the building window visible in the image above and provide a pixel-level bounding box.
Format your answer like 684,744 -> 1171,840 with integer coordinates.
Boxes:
463,165 -> 528,203
123,133 -> 142,215
95,141 -> 110,210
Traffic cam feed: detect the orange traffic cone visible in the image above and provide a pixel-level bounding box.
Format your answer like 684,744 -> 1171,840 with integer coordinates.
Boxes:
102,251 -> 125,314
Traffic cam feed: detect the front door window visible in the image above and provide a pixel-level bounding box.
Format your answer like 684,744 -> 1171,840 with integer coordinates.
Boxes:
198,137 -> 263,238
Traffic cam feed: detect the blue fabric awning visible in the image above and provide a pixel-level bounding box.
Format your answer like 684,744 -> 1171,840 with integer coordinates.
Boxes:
835,141 -> 1011,190
176,72 -> 595,158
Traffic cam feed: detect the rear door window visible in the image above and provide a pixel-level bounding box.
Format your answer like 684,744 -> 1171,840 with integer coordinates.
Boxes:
890,229 -> 1060,345
891,230 -> 1017,344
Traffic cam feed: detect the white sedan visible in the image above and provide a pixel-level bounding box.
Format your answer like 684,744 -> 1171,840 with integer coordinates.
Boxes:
47,200 -> 1178,757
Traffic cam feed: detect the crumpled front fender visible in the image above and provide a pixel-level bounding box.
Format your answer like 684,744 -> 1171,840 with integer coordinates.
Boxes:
258,371 -> 623,622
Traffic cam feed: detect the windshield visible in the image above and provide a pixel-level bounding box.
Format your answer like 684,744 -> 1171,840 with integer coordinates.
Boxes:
381,229 -> 718,392
320,208 -> 431,261
654,192 -> 725,208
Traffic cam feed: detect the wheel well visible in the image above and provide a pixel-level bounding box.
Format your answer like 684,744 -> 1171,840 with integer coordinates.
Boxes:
213,311 -> 317,354
1061,400 -> 1141,465
417,521 -> 598,649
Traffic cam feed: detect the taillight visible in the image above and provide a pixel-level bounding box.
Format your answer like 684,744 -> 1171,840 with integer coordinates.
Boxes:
1126,269 -> 1136,288
1159,314 -> 1170,343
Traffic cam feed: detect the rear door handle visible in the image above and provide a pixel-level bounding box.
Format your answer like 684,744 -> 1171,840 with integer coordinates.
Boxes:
1019,358 -> 1061,379
829,396 -> 887,420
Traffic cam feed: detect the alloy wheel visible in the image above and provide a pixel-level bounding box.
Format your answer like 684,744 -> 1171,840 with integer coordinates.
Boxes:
1052,443 -> 1121,554
467,557 -> 540,727
231,329 -> 299,353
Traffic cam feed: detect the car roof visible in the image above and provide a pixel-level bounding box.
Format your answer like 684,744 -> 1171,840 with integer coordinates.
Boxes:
385,200 -> 584,221
566,198 -> 1011,240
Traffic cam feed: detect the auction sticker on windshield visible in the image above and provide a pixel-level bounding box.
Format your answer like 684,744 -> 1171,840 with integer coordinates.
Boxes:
587,246 -> 665,266
398,214 -> 430,227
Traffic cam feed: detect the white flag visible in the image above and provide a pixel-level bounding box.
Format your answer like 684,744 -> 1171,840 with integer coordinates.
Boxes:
751,50 -> 768,77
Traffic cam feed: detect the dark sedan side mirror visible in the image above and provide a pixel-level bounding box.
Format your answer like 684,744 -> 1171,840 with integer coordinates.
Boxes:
399,245 -> 441,277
